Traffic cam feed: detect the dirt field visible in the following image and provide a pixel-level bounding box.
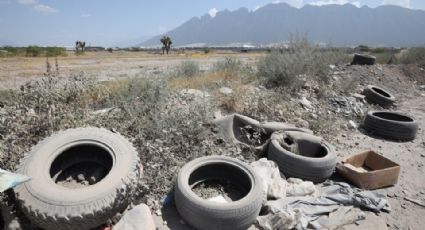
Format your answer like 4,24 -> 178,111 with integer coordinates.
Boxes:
0,51 -> 261,90
1,51 -> 425,230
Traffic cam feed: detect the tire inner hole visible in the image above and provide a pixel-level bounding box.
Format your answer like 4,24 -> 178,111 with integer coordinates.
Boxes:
50,144 -> 113,189
190,163 -> 252,203
372,87 -> 391,98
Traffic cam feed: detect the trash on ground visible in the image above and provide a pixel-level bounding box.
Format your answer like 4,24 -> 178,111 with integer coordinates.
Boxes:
14,128 -> 141,230
113,204 -> 156,230
213,114 -> 312,151
174,156 -> 263,230
257,181 -> 390,229
268,131 -> 336,182
207,195 -> 229,204
363,111 -> 418,141
250,159 -> 318,200
362,85 -> 396,108
337,150 -> 400,190
0,168 -> 30,192
251,158 -> 287,199
351,53 -> 376,65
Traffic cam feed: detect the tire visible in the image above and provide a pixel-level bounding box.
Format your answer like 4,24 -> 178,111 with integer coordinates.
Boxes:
363,111 -> 418,141
14,128 -> 141,230
267,132 -> 336,183
351,53 -> 376,65
174,156 -> 263,230
362,85 -> 396,108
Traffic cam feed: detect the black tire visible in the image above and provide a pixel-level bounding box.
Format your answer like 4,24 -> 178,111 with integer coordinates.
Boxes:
174,156 -> 263,230
363,111 -> 418,141
267,133 -> 336,183
351,53 -> 376,65
15,128 -> 141,230
363,85 -> 396,108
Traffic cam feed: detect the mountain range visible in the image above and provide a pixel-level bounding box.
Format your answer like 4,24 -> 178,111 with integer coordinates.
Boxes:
141,3 -> 425,47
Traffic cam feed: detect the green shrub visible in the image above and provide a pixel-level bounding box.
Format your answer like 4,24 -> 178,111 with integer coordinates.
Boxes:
175,60 -> 200,78
46,47 -> 66,57
257,38 -> 348,90
400,47 -> 425,67
26,46 -> 43,57
213,57 -> 241,73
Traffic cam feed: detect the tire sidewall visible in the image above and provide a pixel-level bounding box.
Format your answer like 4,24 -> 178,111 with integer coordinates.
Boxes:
17,128 -> 136,206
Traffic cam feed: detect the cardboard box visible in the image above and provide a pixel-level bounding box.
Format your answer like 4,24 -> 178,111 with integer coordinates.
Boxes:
336,150 -> 400,190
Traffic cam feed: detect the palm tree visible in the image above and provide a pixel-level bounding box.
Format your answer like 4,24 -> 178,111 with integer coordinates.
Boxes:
160,36 -> 172,54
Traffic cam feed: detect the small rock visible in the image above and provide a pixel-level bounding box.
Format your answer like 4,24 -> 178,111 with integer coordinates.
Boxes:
352,93 -> 365,101
419,85 -> 425,91
113,204 -> 156,230
348,120 -> 358,129
299,97 -> 313,110
218,87 -> 233,95
421,153 -> 425,157
77,174 -> 85,182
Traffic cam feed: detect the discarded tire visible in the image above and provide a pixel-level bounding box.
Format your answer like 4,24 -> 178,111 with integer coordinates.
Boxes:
363,111 -> 418,141
351,53 -> 376,65
268,131 -> 336,183
174,156 -> 263,230
363,85 -> 395,108
15,128 -> 141,230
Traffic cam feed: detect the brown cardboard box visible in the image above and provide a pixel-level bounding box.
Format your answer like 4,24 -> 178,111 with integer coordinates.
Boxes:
336,150 -> 400,190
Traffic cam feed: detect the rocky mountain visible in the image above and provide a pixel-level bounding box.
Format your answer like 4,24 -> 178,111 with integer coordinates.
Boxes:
141,3 -> 425,47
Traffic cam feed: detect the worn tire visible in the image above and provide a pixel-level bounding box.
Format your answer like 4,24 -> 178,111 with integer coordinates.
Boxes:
14,128 -> 141,230
363,85 -> 396,108
363,111 -> 418,141
268,138 -> 336,183
351,53 -> 376,65
174,156 -> 263,230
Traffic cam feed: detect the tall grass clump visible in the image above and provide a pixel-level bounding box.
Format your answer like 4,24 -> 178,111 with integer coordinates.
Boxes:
257,37 -> 348,90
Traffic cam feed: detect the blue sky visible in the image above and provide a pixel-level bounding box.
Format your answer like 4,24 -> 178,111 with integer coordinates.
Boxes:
0,0 -> 424,47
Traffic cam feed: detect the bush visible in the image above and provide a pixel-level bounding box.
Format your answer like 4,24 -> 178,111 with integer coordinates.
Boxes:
400,48 -> 425,67
175,60 -> 200,78
257,38 -> 348,90
46,47 -> 66,57
213,57 -> 241,73
26,46 -> 43,57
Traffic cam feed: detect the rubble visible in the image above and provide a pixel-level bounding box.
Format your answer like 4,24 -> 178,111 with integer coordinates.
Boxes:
113,204 -> 156,230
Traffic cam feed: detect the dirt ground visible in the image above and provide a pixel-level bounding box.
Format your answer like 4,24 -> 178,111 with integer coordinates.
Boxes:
1,51 -> 425,230
0,51 -> 261,90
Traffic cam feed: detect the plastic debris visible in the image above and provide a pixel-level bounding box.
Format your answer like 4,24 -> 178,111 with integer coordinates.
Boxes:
0,168 -> 30,192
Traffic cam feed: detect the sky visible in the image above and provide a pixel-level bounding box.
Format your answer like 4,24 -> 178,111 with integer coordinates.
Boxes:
0,0 -> 424,47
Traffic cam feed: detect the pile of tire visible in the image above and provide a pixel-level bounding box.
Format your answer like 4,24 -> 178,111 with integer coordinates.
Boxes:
14,128 -> 141,230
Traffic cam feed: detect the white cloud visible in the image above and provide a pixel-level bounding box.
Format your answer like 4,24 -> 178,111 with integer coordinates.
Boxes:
208,8 -> 218,18
309,0 -> 361,7
381,0 -> 410,8
33,4 -> 58,13
272,0 -> 304,8
81,13 -> 92,18
17,0 -> 36,5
